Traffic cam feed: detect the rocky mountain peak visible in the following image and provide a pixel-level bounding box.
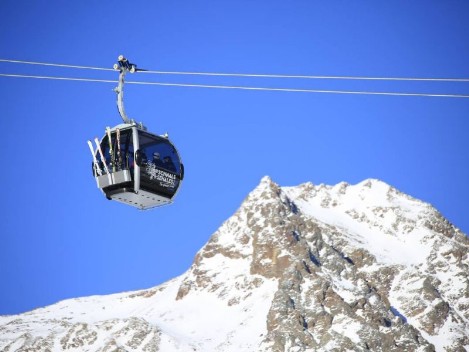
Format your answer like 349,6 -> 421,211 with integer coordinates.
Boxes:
173,177 -> 468,351
1,177 -> 467,351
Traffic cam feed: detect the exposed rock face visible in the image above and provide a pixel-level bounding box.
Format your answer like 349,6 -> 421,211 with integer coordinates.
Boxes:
1,177 -> 468,351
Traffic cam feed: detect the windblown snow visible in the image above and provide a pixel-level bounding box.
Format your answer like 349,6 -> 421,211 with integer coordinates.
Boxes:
1,177 -> 468,351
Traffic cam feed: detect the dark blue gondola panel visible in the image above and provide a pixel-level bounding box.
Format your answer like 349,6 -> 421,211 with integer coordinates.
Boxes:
136,131 -> 182,198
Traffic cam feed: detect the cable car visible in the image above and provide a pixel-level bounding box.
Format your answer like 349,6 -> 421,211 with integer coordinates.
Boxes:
88,56 -> 184,209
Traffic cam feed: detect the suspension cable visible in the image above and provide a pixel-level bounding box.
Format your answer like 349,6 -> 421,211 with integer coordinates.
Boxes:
1,58 -> 468,82
0,59 -> 115,72
0,73 -> 116,83
143,70 -> 469,82
1,73 -> 469,98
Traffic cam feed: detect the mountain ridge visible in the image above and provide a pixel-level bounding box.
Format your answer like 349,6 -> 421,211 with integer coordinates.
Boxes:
1,176 -> 468,351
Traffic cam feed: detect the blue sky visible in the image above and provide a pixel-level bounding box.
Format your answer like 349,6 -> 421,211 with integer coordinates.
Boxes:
1,1 -> 468,315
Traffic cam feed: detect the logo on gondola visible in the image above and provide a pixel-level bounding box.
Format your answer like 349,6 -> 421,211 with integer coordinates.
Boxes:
146,162 -> 176,188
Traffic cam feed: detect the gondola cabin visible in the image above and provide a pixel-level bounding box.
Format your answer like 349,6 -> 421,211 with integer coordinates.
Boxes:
92,123 -> 184,209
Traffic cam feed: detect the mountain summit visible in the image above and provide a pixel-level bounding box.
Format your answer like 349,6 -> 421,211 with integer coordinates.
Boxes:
1,177 -> 468,351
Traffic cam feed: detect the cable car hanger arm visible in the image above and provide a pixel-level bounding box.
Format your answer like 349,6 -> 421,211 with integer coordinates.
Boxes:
113,55 -> 147,125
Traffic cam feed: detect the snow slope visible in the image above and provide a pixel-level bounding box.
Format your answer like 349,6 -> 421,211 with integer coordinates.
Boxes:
1,177 -> 468,351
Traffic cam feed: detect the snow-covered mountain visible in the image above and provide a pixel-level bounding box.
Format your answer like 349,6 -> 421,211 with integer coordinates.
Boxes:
1,177 -> 468,351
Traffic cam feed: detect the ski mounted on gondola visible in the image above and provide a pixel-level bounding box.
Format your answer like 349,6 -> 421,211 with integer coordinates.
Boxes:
87,55 -> 184,210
